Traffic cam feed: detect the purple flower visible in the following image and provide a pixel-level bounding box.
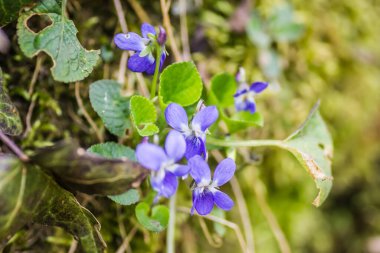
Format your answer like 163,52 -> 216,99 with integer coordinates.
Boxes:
114,23 -> 166,75
188,155 -> 236,216
233,81 -> 268,114
136,131 -> 189,198
165,103 -> 219,160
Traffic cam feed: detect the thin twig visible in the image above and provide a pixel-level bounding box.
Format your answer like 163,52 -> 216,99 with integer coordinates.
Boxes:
177,206 -> 247,252
67,239 -> 78,253
179,0 -> 191,60
116,225 -> 138,253
0,131 -> 29,162
198,217 -> 222,248
118,51 -> 129,84
160,0 -> 182,62
74,82 -> 103,143
127,0 -> 151,23
166,192 -> 177,253
28,56 -> 43,96
113,0 -> 128,33
252,172 -> 291,253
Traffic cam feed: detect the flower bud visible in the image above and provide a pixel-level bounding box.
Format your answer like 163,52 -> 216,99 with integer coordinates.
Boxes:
235,67 -> 246,83
157,26 -> 167,46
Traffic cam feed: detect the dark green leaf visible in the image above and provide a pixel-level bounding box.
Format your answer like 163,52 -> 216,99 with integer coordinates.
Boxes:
30,139 -> 147,195
108,189 -> 140,206
0,155 -> 106,252
0,69 -> 23,135
159,62 -> 203,107
282,102 -> 333,206
89,80 -> 131,137
135,202 -> 169,232
0,0 -> 37,26
209,73 -> 236,107
17,0 -> 100,82
130,95 -> 159,136
88,142 -> 136,161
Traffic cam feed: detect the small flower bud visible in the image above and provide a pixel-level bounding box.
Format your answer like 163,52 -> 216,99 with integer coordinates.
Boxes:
235,67 -> 246,83
157,26 -> 167,46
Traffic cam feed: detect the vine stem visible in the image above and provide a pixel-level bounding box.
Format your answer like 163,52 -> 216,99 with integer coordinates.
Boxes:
207,136 -> 284,148
0,131 -> 29,162
166,191 -> 177,253
150,46 -> 163,99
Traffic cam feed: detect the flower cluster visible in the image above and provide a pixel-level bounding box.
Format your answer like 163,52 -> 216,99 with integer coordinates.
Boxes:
234,67 -> 268,114
114,23 -> 166,75
136,102 -> 235,216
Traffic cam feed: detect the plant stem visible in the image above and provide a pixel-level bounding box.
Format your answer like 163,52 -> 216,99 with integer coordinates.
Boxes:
166,192 -> 177,253
150,46 -> 162,99
207,136 -> 284,148
0,131 -> 29,162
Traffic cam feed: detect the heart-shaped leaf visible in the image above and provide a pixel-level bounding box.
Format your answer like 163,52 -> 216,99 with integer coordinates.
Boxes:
0,68 -> 23,136
17,0 -> 100,82
0,155 -> 106,252
30,139 -> 147,195
89,80 -> 131,137
135,202 -> 169,232
130,95 -> 159,137
159,62 -> 203,107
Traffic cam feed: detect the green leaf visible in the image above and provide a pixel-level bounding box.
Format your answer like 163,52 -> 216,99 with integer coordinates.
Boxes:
222,111 -> 264,133
159,62 -> 203,107
17,0 -> 100,83
0,155 -> 106,252
246,12 -> 271,48
108,189 -> 140,206
0,0 -> 37,26
282,102 -> 333,206
30,139 -> 147,195
0,69 -> 23,135
209,73 -> 236,107
135,202 -> 169,232
88,142 -> 136,161
130,95 -> 159,136
270,23 -> 304,42
89,80 -> 131,137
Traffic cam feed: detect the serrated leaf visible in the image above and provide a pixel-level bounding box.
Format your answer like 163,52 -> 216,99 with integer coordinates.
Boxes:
89,80 -> 131,137
209,72 -> 236,107
130,95 -> 159,137
108,189 -> 140,206
159,62 -> 203,107
0,155 -> 106,252
222,110 -> 264,133
282,102 -> 333,206
135,202 -> 169,232
30,139 -> 147,195
0,0 -> 37,26
0,69 -> 23,135
88,142 -> 136,161
17,0 -> 99,83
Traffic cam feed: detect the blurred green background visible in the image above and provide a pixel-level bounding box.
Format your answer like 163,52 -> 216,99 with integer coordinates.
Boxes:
1,0 -> 380,252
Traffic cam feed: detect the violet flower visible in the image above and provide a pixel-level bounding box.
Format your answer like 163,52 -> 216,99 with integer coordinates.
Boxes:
189,155 -> 236,216
136,131 -> 189,198
234,68 -> 268,114
114,23 -> 166,75
165,103 -> 219,160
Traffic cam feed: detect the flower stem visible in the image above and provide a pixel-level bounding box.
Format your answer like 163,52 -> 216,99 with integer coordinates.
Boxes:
207,136 -> 284,148
0,131 -> 29,162
150,46 -> 162,99
166,192 -> 177,253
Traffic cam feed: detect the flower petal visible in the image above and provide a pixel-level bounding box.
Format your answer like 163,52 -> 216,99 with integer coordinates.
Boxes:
249,82 -> 268,93
151,172 -> 178,198
127,53 -> 152,73
188,155 -> 211,184
185,136 -> 206,160
213,190 -> 234,211
233,88 -> 248,98
213,158 -> 236,186
165,131 -> 186,162
165,103 -> 189,132
191,106 -> 219,132
141,23 -> 156,38
167,165 -> 190,177
114,33 -> 145,51
136,143 -> 167,171
145,51 -> 166,75
194,189 -> 214,216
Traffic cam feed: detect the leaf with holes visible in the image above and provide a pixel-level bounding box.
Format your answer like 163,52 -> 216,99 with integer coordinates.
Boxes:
30,139 -> 147,195
282,102 -> 333,206
0,0 -> 38,26
0,155 -> 106,252
89,80 -> 131,137
135,202 -> 169,232
159,62 -> 203,107
130,95 -> 158,137
17,0 -> 99,83
0,68 -> 23,136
